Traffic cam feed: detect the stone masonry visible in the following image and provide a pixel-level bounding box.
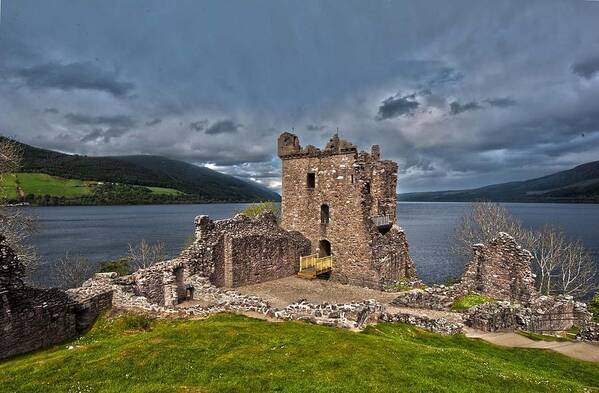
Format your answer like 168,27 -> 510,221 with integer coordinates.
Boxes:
459,232 -> 538,303
184,212 -> 311,288
278,132 -> 418,289
1,235 -> 112,360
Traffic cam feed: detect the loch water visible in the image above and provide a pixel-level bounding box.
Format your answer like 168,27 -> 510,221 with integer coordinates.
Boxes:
26,202 -> 599,287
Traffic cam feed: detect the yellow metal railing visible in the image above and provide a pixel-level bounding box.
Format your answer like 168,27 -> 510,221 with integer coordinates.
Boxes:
299,254 -> 333,274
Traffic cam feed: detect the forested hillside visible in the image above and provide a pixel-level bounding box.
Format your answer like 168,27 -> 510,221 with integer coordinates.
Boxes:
1,137 -> 280,204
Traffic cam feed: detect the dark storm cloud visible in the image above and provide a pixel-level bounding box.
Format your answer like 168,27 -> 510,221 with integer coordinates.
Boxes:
189,119 -> 209,132
485,97 -> 517,108
65,113 -> 136,128
377,93 -> 419,120
572,56 -> 599,79
3,1 -> 599,193
80,127 -> 128,143
43,107 -> 59,114
306,124 -> 326,131
205,120 -> 241,135
449,101 -> 482,115
13,62 -> 134,97
392,60 -> 464,87
145,118 -> 162,127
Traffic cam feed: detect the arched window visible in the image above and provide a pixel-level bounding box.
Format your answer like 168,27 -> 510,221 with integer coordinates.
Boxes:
320,204 -> 330,224
318,239 -> 331,257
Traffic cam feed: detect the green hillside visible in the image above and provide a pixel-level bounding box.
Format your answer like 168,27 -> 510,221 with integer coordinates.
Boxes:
0,172 -> 184,205
1,137 -> 280,203
0,313 -> 596,393
398,161 -> 599,203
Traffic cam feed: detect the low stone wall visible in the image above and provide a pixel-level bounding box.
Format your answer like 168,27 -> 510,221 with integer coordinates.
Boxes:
464,296 -> 593,335
1,236 -> 114,360
130,259 -> 187,306
275,300 -> 383,329
379,311 -> 464,335
1,287 -> 76,360
392,285 -> 465,311
577,322 -> 599,342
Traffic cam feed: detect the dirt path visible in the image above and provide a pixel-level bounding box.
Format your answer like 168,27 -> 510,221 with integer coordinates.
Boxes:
236,276 -> 398,308
464,328 -> 599,363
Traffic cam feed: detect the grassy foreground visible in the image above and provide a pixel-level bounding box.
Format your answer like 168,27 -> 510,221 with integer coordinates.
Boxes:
0,313 -> 597,393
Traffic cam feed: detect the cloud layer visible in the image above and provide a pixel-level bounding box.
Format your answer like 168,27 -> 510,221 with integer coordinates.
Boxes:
1,0 -> 599,193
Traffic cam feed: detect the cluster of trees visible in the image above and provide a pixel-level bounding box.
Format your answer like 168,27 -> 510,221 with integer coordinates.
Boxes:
13,184 -> 257,206
53,239 -> 167,288
455,202 -> 598,299
0,138 -> 37,277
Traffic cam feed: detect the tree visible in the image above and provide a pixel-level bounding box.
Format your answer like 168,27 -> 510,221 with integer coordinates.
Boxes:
455,202 -> 598,298
53,252 -> 96,289
454,201 -> 525,258
236,201 -> 280,219
98,256 -> 132,276
0,136 -> 38,275
127,239 -> 166,270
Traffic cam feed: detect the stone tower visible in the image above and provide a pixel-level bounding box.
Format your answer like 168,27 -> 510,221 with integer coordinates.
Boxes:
277,131 -> 418,289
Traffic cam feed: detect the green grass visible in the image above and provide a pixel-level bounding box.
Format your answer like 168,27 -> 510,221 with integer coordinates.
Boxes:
589,293 -> 599,322
451,294 -> 495,311
147,186 -> 184,195
16,172 -> 94,197
0,173 -> 19,200
0,313 -> 597,393
516,330 -> 572,342
236,201 -> 280,218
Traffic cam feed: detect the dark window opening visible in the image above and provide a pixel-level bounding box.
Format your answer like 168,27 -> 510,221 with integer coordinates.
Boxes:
351,174 -> 354,183
364,181 -> 371,194
318,239 -> 331,257
307,173 -> 316,189
377,226 -> 391,235
320,204 -> 330,224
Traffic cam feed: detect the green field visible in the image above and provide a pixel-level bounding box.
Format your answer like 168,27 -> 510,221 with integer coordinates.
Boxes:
0,173 -> 19,200
146,186 -> 184,196
0,313 -> 597,393
0,173 -> 183,201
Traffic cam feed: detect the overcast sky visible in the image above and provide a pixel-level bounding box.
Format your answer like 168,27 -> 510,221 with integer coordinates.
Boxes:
1,0 -> 599,193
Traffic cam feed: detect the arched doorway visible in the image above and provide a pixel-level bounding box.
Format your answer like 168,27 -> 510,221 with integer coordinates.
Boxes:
320,204 -> 330,224
318,239 -> 331,257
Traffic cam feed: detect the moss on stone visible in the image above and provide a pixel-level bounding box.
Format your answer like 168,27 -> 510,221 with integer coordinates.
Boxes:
451,293 -> 495,311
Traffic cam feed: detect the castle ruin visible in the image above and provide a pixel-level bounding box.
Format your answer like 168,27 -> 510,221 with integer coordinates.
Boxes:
278,132 -> 418,289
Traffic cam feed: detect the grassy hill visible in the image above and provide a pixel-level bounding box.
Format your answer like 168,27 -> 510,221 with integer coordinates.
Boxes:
398,161 -> 599,203
2,137 -> 280,203
0,313 -> 597,393
0,173 -> 183,202
0,172 -> 191,205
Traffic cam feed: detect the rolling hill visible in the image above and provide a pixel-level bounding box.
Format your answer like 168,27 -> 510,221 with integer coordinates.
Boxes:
3,138 -> 280,203
398,161 -> 599,203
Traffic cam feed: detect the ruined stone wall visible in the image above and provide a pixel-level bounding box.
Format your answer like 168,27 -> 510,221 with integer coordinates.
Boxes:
369,158 -> 398,222
228,234 -> 308,287
464,295 -> 593,334
371,225 -> 419,287
131,259 -> 186,306
184,212 -> 310,288
278,132 -> 415,289
459,232 -> 538,303
1,287 -> 77,360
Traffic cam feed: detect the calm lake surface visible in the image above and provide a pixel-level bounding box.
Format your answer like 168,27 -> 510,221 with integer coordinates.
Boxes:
26,202 -> 599,286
